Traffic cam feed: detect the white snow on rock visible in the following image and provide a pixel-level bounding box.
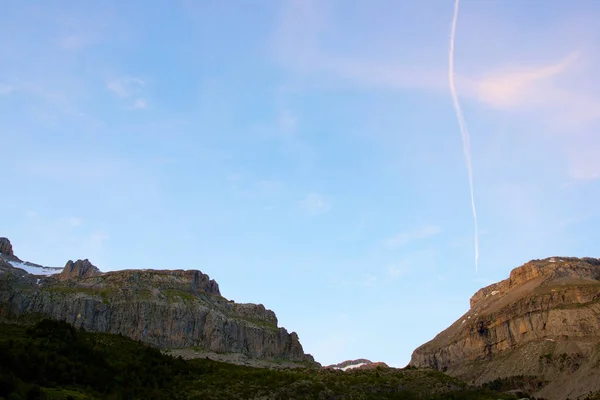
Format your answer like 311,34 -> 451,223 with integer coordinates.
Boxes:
491,290 -> 499,296
337,363 -> 367,371
7,260 -> 61,276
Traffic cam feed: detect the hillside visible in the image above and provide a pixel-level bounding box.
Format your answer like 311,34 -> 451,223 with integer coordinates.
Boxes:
410,257 -> 600,400
0,319 -> 521,399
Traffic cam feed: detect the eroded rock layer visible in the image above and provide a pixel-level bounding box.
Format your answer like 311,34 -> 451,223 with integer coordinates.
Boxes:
410,257 -> 600,400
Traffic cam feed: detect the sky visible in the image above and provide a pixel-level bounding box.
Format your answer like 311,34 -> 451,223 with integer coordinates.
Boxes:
1,0 -> 600,367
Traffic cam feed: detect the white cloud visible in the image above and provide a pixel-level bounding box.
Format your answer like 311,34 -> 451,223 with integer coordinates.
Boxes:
466,52 -> 579,110
274,0 -> 600,185
131,98 -> 148,109
107,77 -> 145,98
385,225 -> 441,248
299,193 -> 331,216
108,77 -> 149,110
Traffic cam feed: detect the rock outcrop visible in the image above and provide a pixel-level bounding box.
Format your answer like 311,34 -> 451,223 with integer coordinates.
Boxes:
0,237 -> 14,257
58,259 -> 102,280
410,257 -> 600,400
0,238 -> 314,364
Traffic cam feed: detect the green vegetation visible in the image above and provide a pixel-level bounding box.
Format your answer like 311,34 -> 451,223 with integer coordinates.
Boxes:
43,286 -> 111,304
161,289 -> 197,302
539,352 -> 584,372
241,316 -> 279,332
0,320 -> 520,400
482,375 -> 548,397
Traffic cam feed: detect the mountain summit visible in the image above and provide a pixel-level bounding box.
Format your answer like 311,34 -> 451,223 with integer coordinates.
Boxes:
410,257 -> 600,400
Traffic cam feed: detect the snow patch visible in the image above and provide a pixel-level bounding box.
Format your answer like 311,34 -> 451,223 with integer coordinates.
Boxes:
7,260 -> 61,276
337,363 -> 367,371
491,290 -> 499,296
548,258 -> 556,263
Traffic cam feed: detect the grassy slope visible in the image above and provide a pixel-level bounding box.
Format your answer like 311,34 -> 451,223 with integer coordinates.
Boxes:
0,320 -> 521,400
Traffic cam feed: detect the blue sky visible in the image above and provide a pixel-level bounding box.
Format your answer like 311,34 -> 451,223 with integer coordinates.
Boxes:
1,0 -> 599,367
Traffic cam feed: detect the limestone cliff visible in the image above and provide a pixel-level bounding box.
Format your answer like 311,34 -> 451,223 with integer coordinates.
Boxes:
410,257 -> 600,400
0,237 -> 314,364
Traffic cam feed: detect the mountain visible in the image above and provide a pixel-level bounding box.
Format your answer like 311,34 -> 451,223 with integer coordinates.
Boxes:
0,237 -> 314,365
327,359 -> 390,371
410,257 -> 600,400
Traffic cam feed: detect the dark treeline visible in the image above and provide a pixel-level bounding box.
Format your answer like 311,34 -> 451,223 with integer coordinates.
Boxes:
0,319 -> 533,400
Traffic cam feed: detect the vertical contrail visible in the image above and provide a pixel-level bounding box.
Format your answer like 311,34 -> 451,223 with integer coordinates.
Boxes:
449,0 -> 479,272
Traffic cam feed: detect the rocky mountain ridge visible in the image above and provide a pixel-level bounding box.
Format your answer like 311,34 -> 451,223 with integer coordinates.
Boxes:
0,237 -> 315,365
410,256 -> 600,400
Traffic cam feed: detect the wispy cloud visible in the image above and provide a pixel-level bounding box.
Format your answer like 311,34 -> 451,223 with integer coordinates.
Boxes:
467,52 -> 579,110
26,157 -> 123,184
385,225 -> 441,248
460,51 -> 600,130
387,263 -> 409,279
299,193 -> 331,216
107,76 -> 147,109
131,98 -> 148,109
107,77 -> 144,97
58,35 -> 94,51
0,84 -> 14,95
363,273 -> 378,287
568,139 -> 600,181
275,0 -> 600,185
278,109 -> 298,134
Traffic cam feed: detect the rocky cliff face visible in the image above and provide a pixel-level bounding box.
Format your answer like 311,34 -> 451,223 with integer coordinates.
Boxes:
0,238 -> 14,257
410,257 -> 600,400
58,259 -> 102,280
0,237 -> 314,364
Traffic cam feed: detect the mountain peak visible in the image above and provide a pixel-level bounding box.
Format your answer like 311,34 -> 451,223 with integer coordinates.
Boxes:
0,237 -> 14,257
470,257 -> 600,308
58,259 -> 102,280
